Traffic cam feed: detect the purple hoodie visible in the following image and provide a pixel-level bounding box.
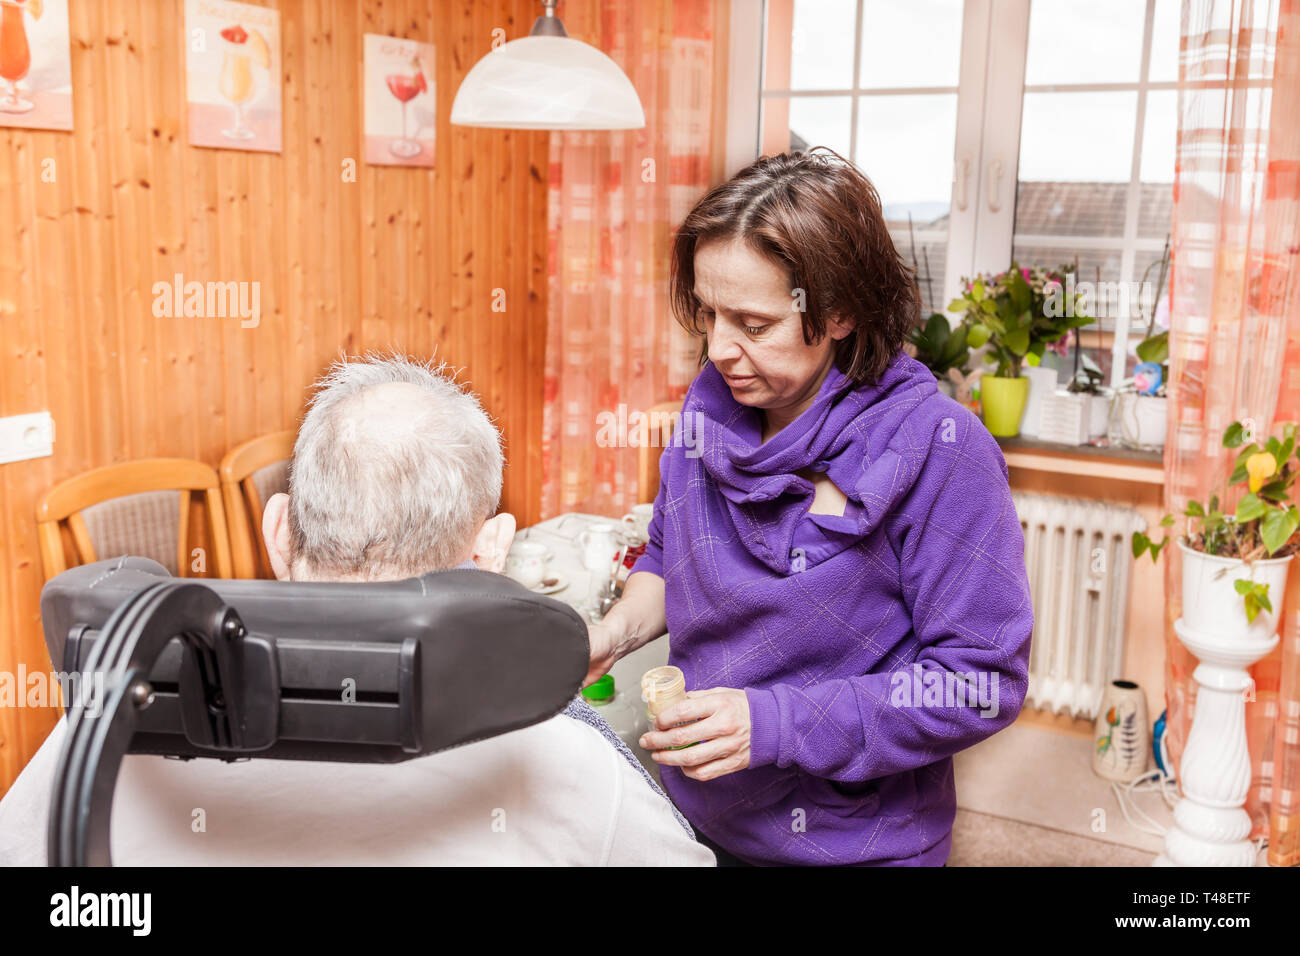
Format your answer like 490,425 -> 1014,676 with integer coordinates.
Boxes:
630,350 -> 1033,866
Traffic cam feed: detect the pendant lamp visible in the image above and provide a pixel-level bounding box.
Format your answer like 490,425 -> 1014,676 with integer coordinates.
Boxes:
450,0 -> 645,130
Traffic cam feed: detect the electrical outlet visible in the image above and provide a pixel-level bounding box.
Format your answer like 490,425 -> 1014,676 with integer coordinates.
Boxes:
0,412 -> 55,465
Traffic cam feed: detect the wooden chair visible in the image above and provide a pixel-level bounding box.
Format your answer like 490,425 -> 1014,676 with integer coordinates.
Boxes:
637,400 -> 683,504
219,430 -> 295,579
37,459 -> 234,582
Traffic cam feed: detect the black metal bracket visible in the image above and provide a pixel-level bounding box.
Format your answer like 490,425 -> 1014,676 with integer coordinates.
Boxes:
47,581 -> 263,866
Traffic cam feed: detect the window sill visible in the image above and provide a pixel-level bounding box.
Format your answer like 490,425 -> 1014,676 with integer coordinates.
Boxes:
995,435 -> 1164,485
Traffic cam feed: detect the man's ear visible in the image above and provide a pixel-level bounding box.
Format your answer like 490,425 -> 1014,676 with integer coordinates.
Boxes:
262,493 -> 294,581
471,512 -> 517,572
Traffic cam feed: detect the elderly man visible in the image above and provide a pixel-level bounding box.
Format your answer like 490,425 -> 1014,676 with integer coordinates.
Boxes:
0,355 -> 713,866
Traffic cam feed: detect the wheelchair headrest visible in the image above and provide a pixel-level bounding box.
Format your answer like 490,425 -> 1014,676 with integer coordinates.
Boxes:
40,556 -> 590,764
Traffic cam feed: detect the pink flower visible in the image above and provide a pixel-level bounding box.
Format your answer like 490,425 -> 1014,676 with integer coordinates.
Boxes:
1154,295 -> 1170,329
1021,267 -> 1031,283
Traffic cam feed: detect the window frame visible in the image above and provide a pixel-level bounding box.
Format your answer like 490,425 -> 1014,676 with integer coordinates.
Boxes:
740,0 -> 1183,390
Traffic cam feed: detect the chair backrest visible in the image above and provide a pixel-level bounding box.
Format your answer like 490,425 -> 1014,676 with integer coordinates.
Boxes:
36,459 -> 233,582
218,430 -> 294,579
637,400 -> 682,503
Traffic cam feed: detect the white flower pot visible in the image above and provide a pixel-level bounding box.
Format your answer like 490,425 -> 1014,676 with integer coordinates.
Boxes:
1018,365 -> 1059,438
1157,541 -> 1291,866
1178,539 -> 1293,643
1112,393 -> 1167,450
1037,390 -> 1088,445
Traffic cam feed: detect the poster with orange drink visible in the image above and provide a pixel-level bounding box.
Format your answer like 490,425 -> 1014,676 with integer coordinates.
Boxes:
0,0 -> 72,131
184,0 -> 280,152
363,34 -> 435,168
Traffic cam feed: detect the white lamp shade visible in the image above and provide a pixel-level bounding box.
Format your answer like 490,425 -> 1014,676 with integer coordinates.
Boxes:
450,36 -> 645,130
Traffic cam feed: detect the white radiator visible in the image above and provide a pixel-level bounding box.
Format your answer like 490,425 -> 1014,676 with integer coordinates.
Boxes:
1012,492 -> 1147,720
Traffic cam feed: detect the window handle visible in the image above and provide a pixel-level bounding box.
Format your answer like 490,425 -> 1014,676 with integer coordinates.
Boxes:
953,155 -> 971,211
986,157 -> 1004,214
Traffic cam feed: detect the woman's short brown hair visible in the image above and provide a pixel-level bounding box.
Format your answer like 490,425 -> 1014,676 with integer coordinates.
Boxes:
670,147 -> 920,387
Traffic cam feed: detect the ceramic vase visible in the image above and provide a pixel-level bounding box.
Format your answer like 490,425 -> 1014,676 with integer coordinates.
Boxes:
1092,680 -> 1149,782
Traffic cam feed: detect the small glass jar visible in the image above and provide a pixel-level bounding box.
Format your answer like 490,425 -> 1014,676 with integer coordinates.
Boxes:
641,665 -> 697,750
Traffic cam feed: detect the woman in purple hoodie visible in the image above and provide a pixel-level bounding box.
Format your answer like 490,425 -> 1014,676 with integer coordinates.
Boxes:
588,148 -> 1034,867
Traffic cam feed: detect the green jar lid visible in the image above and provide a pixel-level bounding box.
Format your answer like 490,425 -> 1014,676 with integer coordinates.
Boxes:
581,674 -> 615,703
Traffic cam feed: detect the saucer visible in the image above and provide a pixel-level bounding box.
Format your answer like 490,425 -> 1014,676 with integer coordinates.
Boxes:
531,573 -> 568,595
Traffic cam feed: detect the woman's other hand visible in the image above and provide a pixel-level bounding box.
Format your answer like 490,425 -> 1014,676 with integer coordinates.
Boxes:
639,687 -> 751,781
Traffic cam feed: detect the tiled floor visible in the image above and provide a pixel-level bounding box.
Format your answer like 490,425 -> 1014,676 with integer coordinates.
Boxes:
950,720 -> 1270,866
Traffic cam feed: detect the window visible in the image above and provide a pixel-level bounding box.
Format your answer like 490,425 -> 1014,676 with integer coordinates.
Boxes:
754,0 -> 1178,388
760,0 -> 965,317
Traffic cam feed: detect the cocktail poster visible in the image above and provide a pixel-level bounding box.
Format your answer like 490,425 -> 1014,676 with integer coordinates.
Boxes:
184,0 -> 281,152
0,0 -> 73,131
363,34 -> 434,168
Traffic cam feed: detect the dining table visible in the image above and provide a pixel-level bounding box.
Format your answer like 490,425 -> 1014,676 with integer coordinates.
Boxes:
513,511 -> 671,780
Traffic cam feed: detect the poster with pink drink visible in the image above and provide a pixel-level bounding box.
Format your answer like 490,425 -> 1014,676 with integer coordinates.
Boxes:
0,0 -> 72,131
184,0 -> 281,153
364,34 -> 434,168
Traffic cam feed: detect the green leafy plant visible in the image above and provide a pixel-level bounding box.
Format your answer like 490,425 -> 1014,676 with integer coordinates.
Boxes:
948,263 -> 1094,378
1234,579 -> 1274,624
906,312 -> 970,380
1133,420 -> 1300,620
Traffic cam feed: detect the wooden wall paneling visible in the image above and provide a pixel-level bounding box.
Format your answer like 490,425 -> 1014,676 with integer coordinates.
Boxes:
0,0 -> 553,796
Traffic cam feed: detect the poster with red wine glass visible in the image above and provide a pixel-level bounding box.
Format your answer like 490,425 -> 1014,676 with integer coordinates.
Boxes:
364,33 -> 434,168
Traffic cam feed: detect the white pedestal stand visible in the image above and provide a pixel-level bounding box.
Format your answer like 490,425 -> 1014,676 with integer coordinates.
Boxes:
1153,617 -> 1274,866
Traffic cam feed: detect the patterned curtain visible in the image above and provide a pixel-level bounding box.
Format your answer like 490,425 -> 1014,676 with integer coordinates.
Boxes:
1164,0 -> 1300,866
541,0 -> 719,517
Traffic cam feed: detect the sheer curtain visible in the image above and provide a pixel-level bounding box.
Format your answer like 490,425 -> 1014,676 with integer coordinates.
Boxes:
1164,0 -> 1300,866
540,1 -> 722,518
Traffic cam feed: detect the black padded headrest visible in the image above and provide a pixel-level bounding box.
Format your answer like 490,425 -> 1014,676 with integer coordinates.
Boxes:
39,557 -> 590,764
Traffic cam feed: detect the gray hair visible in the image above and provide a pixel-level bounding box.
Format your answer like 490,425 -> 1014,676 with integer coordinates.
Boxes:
287,354 -> 504,579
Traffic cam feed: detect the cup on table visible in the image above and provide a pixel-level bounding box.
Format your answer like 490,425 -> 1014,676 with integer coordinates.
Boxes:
620,503 -> 654,542
505,541 -> 550,589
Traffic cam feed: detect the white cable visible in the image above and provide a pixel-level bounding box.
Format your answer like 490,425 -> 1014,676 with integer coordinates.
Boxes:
1110,771 -> 1173,837
1106,730 -> 1178,837
1109,733 -> 1270,863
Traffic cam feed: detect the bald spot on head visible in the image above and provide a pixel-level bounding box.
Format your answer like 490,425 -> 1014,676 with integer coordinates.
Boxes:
331,381 -> 445,451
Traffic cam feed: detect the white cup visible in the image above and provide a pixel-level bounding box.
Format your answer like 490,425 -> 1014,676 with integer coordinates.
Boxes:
505,542 -> 549,589
620,503 -> 654,540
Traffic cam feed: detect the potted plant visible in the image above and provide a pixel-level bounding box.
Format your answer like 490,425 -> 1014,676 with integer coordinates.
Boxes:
948,263 -> 1093,437
1065,337 -> 1110,440
1113,237 -> 1170,450
904,311 -> 971,398
1132,420 -> 1300,639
